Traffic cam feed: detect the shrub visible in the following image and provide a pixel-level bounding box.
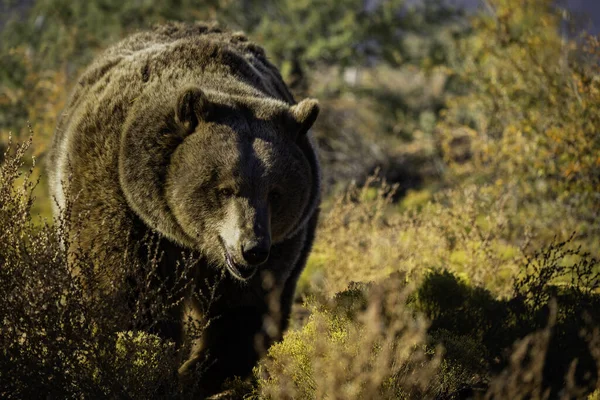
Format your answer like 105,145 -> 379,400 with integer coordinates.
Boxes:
415,240 -> 600,397
261,257 -> 600,399
0,137 -> 196,398
256,279 -> 441,399
310,176 -> 525,297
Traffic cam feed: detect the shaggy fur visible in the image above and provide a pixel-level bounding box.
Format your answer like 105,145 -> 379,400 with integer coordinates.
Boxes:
47,22 -> 320,396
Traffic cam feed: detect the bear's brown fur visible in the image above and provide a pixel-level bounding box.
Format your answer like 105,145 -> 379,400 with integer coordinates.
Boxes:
47,22 -> 320,396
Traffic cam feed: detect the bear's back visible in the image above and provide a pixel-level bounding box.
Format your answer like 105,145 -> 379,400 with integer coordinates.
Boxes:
76,22 -> 293,105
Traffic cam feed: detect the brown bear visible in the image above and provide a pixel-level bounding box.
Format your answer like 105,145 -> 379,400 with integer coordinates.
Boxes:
47,22 -> 320,396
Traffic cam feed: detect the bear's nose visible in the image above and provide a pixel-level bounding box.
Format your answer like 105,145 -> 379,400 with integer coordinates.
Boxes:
242,241 -> 270,266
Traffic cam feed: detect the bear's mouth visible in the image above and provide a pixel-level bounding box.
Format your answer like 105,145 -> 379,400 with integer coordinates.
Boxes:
225,252 -> 257,281
218,236 -> 257,281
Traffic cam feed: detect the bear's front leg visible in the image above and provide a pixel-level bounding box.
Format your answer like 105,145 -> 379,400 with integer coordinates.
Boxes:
178,305 -> 271,396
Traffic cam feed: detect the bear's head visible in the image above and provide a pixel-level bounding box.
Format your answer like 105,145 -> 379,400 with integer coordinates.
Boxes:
120,86 -> 319,281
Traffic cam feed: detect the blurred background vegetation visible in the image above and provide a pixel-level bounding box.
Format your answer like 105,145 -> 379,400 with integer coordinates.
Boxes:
1,0 -> 599,398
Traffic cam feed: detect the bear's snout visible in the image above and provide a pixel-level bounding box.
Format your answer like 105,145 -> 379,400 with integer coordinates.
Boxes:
241,239 -> 271,266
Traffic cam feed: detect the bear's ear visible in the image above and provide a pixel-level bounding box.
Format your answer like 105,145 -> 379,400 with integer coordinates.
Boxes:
289,98 -> 320,139
175,87 -> 214,133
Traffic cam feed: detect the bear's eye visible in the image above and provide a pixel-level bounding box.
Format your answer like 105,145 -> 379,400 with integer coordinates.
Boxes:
218,187 -> 235,197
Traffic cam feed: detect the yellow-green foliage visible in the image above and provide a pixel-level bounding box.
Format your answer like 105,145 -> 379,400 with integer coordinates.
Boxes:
258,281 -> 441,399
438,0 -> 600,231
113,331 -> 178,393
312,177 -> 523,297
